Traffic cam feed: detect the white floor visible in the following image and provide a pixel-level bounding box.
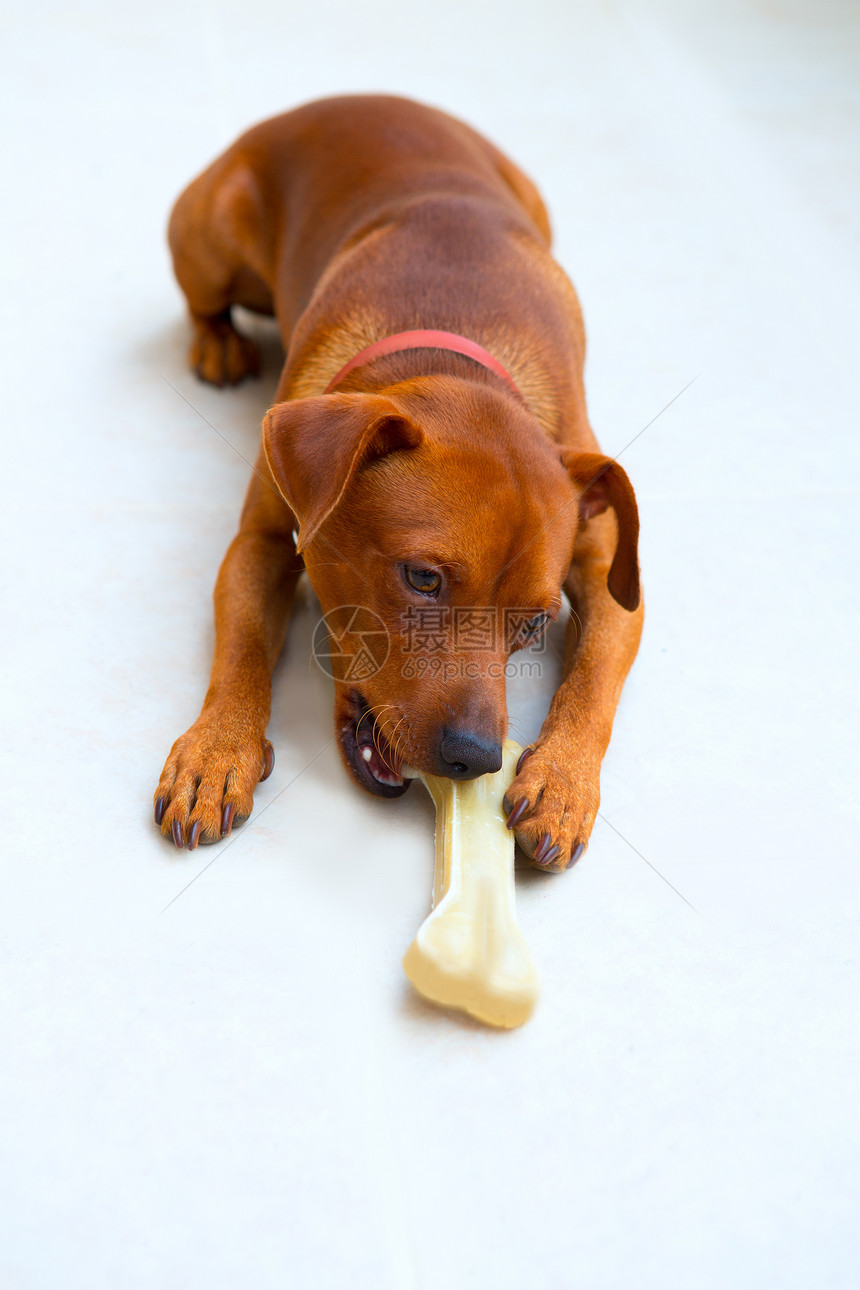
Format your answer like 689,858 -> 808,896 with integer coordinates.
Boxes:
2,1 -> 859,1286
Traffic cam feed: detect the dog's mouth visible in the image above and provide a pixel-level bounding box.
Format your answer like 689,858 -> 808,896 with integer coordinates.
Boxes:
339,691 -> 412,798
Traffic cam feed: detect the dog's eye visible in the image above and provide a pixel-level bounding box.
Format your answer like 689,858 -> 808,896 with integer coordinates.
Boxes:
524,613 -> 549,636
404,565 -> 442,596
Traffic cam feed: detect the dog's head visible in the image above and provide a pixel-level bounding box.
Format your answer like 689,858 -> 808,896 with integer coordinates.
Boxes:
263,376 -> 639,795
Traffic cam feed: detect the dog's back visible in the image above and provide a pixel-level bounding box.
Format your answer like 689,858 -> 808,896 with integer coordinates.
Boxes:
170,95 -> 587,431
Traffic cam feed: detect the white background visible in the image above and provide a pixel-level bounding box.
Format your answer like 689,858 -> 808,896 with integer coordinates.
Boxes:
2,1 -> 858,1286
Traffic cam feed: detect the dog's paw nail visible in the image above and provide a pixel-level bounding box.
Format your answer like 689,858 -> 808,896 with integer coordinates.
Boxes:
569,841 -> 585,866
260,742 -> 275,781
154,796 -> 166,826
188,821 -> 201,851
537,843 -> 561,868
171,819 -> 184,848
221,803 -> 236,837
533,832 -> 554,863
506,796 -> 530,828
515,746 -> 534,775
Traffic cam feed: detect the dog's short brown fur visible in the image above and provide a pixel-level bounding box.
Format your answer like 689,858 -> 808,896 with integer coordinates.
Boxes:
154,94 -> 643,870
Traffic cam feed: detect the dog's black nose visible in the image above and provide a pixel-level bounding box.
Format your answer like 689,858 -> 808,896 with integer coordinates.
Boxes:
437,728 -> 503,779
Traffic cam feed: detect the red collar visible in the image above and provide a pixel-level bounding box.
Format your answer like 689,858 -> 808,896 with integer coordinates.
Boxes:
324,328 -> 522,399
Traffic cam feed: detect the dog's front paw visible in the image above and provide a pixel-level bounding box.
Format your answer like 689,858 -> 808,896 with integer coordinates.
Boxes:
153,712 -> 274,850
189,314 -> 261,387
502,742 -> 599,872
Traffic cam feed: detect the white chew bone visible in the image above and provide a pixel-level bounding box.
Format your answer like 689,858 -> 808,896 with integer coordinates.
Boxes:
403,739 -> 539,1028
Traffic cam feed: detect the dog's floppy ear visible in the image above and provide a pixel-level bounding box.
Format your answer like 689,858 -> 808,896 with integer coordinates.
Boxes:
263,392 -> 423,551
561,450 -> 641,611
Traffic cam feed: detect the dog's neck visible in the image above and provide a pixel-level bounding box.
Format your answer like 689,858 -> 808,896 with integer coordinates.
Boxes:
324,329 -> 524,402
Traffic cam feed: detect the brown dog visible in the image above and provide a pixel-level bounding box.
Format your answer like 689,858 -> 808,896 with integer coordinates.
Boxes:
154,94 -> 643,871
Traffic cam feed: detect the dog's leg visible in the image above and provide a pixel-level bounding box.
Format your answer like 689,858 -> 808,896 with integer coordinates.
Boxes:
154,461 -> 302,848
504,513 -> 644,871
168,156 -> 274,387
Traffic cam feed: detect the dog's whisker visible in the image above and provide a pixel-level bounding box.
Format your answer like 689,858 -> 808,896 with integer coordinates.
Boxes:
363,703 -> 396,762
389,711 -> 408,747
506,718 -> 532,750
386,711 -> 410,766
372,705 -> 411,774
370,703 -> 396,731
371,715 -> 390,762
355,706 -> 378,740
